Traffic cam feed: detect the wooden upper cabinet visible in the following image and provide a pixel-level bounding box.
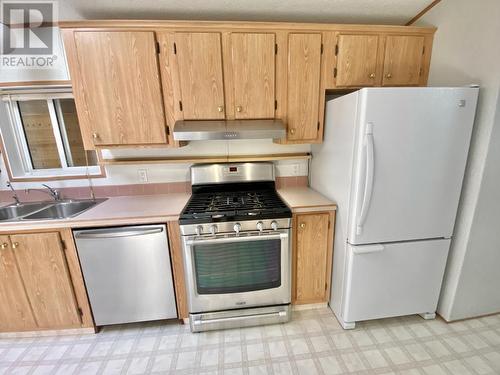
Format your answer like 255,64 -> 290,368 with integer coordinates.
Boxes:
0,236 -> 37,332
335,34 -> 381,87
287,33 -> 322,141
382,35 -> 425,86
174,32 -> 225,119
293,212 -> 333,304
11,232 -> 81,329
230,33 -> 276,119
72,31 -> 167,146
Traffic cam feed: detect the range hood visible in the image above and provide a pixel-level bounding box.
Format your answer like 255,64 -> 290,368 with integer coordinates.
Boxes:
173,119 -> 286,141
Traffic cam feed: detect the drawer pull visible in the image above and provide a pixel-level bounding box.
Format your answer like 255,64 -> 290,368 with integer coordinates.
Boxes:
11,242 -> 19,249
0,243 -> 8,249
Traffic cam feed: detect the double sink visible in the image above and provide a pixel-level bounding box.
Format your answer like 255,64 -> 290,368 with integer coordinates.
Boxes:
0,199 -> 106,222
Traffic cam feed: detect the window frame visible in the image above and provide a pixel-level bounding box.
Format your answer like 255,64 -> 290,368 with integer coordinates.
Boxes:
0,88 -> 105,181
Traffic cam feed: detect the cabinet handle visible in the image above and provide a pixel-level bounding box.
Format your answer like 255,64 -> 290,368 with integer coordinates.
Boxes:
385,73 -> 392,79
290,128 -> 296,135
92,132 -> 99,140
11,242 -> 19,249
236,106 -> 242,112
369,73 -> 375,78
0,243 -> 8,249
300,223 -> 305,229
217,105 -> 224,113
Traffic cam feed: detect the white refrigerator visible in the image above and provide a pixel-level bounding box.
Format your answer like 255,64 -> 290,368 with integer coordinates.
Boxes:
310,87 -> 479,329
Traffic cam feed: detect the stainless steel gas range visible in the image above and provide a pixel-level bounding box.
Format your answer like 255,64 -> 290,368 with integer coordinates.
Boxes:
179,162 -> 292,332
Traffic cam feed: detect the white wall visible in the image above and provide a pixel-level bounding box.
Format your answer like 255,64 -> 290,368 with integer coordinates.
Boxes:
0,27 -> 70,83
417,0 -> 500,320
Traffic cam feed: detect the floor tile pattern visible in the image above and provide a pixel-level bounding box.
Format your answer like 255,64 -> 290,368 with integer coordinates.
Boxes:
1,307 -> 500,374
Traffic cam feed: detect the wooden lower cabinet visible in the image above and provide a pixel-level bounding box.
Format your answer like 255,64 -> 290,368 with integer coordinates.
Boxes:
0,230 -> 93,333
0,235 -> 37,332
292,211 -> 335,304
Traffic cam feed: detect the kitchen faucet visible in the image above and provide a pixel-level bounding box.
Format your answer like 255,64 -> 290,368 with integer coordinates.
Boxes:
26,184 -> 61,201
6,181 -> 20,205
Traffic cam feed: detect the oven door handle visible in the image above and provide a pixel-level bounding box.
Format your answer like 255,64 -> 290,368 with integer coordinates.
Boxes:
186,232 -> 288,246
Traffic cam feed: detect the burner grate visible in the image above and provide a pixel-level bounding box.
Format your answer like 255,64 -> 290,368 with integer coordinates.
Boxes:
181,188 -> 290,222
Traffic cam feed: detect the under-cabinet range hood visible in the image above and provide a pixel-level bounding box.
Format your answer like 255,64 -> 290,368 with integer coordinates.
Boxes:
173,119 -> 286,141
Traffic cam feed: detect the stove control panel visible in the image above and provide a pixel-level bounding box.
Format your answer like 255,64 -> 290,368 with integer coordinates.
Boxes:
180,218 -> 292,236
256,221 -> 264,232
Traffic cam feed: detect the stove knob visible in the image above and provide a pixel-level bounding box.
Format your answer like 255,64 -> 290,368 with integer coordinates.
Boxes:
256,221 -> 264,232
195,225 -> 203,236
233,223 -> 241,234
210,224 -> 218,235
271,221 -> 278,231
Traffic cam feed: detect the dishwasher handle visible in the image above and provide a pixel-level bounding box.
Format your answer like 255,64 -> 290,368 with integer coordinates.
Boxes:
74,226 -> 164,239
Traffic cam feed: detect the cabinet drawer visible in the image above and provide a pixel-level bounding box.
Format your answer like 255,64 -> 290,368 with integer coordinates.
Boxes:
344,239 -> 450,322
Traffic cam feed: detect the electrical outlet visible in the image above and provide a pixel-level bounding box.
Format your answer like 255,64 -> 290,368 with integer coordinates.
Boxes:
138,169 -> 148,183
292,163 -> 300,176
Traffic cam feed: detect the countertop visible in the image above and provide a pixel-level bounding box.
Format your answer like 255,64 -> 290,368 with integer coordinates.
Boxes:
278,187 -> 337,213
0,187 -> 336,233
0,193 -> 191,233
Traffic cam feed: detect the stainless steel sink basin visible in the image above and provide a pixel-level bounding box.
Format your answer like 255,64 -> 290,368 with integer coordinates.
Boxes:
22,199 -> 106,220
0,202 -> 51,221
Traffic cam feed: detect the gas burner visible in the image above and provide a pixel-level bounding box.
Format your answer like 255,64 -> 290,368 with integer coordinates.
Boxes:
180,183 -> 291,225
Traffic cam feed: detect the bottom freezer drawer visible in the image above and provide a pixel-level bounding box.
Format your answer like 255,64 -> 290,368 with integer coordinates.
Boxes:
343,239 -> 450,322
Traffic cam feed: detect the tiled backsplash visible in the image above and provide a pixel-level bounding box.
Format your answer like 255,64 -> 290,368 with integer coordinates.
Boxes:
0,177 -> 308,203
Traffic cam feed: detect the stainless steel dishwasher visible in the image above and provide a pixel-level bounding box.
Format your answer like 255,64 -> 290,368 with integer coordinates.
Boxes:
74,225 -> 177,326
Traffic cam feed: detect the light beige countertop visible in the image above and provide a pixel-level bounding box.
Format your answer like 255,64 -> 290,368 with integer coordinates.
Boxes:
278,187 -> 337,213
0,187 -> 335,233
0,193 -> 191,233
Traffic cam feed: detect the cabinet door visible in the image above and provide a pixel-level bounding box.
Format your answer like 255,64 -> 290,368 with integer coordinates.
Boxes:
294,213 -> 332,304
175,32 -> 225,119
73,31 -> 167,145
231,33 -> 275,119
287,33 -> 322,141
0,236 -> 37,332
12,233 -> 81,329
335,34 -> 380,87
382,35 -> 425,86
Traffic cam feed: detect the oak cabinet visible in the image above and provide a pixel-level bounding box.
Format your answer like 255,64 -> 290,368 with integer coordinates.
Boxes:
174,32 -> 226,119
333,33 -> 429,88
382,35 -> 425,86
230,33 -> 276,119
0,230 -> 93,333
335,34 -> 381,87
293,211 -> 335,304
68,31 -> 168,147
11,233 -> 81,329
62,22 -> 434,147
0,235 -> 37,332
286,33 -> 322,142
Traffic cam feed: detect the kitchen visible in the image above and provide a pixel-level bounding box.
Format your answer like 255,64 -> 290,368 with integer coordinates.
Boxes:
0,0 -> 500,374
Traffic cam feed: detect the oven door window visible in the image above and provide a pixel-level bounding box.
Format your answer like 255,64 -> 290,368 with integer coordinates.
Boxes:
193,239 -> 281,294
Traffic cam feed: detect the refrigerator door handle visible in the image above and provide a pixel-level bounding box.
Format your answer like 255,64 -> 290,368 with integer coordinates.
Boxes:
357,122 -> 375,235
351,244 -> 384,254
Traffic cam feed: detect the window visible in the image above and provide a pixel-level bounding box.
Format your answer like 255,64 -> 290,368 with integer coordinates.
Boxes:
1,89 -> 102,180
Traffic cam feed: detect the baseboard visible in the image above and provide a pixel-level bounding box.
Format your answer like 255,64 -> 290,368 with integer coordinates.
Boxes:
292,302 -> 328,311
0,327 -> 96,338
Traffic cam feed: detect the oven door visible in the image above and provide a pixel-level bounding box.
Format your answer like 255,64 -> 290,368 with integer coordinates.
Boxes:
182,230 -> 291,313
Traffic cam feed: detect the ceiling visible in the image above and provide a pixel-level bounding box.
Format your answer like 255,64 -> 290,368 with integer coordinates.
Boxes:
57,0 -> 435,25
